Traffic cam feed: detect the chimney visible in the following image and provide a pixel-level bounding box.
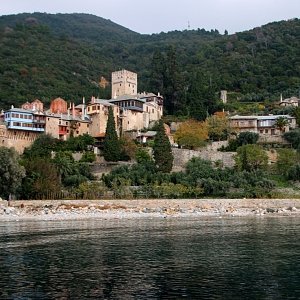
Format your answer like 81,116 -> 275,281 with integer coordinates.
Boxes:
72,102 -> 75,119
82,97 -> 85,120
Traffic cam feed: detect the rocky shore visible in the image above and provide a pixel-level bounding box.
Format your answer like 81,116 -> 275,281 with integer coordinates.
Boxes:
0,199 -> 299,221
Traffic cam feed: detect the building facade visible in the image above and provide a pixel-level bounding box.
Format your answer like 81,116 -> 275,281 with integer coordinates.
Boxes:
230,114 -> 296,143
111,69 -> 137,98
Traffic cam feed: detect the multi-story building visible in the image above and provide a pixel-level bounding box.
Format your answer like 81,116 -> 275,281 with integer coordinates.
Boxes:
4,107 -> 46,133
3,107 -> 46,152
45,113 -> 90,140
111,69 -> 137,98
230,114 -> 296,143
109,92 -> 163,132
86,98 -> 120,139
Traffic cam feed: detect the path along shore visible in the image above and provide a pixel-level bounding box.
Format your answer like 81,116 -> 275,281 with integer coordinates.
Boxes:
0,199 -> 299,221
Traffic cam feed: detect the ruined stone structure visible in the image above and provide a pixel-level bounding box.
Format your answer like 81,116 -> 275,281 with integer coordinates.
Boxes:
99,76 -> 109,89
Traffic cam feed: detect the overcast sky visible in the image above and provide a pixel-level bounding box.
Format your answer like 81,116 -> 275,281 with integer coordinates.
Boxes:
0,0 -> 299,34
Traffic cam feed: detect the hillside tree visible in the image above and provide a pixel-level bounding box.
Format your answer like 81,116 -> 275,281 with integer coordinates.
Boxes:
0,147 -> 25,199
103,106 -> 121,162
153,120 -> 173,173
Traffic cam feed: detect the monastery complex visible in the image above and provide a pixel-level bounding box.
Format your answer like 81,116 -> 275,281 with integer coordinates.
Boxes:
0,70 -> 163,153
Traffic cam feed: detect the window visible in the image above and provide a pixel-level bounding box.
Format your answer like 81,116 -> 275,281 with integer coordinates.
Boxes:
265,129 -> 268,133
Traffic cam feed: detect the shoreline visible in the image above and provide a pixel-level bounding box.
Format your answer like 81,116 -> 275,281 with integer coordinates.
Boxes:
0,198 -> 299,222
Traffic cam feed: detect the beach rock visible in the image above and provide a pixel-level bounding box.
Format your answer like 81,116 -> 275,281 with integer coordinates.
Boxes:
291,207 -> 297,211
266,208 -> 276,213
4,207 -> 15,215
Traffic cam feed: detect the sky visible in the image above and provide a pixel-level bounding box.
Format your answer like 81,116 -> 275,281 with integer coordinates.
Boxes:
0,0 -> 299,34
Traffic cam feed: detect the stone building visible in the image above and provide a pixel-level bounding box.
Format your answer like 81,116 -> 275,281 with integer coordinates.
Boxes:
279,96 -> 299,107
86,98 -> 120,139
111,69 -> 137,98
230,114 -> 296,143
109,92 -> 163,132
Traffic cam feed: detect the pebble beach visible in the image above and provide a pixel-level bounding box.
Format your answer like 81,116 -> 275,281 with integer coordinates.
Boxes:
0,199 -> 299,221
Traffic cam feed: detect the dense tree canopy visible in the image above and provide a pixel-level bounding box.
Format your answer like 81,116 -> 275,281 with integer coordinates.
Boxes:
174,119 -> 208,149
235,144 -> 268,172
0,13 -> 299,116
153,120 -> 173,173
0,147 -> 25,199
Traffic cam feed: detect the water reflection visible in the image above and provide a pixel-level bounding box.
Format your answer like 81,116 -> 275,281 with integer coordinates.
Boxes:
0,217 -> 299,299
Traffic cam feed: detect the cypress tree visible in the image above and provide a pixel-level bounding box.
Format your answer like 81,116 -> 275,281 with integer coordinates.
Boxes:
103,106 -> 120,161
153,120 -> 174,173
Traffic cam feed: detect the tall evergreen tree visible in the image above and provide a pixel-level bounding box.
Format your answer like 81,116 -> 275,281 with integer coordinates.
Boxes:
103,107 -> 121,162
153,120 -> 173,173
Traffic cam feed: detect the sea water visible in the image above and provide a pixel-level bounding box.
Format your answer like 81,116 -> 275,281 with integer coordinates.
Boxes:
0,217 -> 299,299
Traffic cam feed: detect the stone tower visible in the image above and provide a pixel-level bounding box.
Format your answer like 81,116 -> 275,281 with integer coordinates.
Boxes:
220,90 -> 227,104
111,69 -> 137,98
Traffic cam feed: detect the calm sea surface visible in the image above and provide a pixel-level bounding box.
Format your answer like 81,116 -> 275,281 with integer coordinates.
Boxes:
0,217 -> 299,299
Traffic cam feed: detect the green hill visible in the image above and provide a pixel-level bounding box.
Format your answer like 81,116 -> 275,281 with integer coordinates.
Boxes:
0,13 -> 299,118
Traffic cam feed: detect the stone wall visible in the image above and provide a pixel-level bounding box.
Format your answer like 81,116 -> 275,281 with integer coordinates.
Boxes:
172,148 -> 235,171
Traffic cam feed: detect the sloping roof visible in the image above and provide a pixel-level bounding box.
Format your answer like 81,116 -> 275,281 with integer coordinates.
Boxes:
110,94 -> 140,101
5,108 -> 34,114
45,112 -> 90,122
230,114 -> 294,121
137,131 -> 157,137
91,99 -> 115,106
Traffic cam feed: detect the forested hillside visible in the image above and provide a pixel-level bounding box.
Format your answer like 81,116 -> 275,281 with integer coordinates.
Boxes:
0,13 -> 299,118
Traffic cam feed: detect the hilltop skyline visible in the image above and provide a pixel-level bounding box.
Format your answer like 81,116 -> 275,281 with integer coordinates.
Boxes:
1,0 -> 299,34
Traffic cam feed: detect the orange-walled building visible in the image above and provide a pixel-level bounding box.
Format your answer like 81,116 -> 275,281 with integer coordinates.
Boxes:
50,97 -> 68,114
